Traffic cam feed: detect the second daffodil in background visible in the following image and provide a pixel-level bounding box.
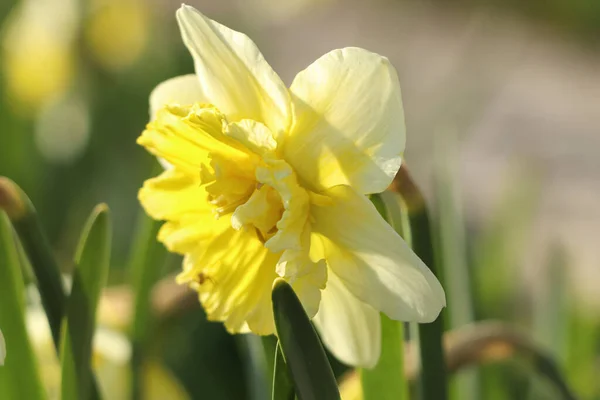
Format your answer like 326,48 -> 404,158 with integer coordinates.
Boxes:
138,4 -> 446,368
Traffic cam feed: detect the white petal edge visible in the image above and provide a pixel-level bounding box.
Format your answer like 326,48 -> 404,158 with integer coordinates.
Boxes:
284,47 -> 405,194
312,185 -> 446,322
314,271 -> 381,368
176,5 -> 291,139
149,74 -> 205,118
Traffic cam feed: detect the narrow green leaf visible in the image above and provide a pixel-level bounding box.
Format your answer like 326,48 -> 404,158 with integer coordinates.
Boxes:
390,167 -> 448,400
272,278 -> 340,400
0,211 -> 45,400
361,314 -> 407,400
1,177 -> 67,347
60,204 -> 111,400
272,341 -> 295,400
411,210 -> 448,400
236,334 -> 271,400
262,334 -> 278,386
361,194 -> 408,400
432,133 -> 479,400
128,210 -> 165,400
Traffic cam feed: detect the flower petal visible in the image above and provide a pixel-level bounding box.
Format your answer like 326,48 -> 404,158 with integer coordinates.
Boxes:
312,185 -> 446,322
276,249 -> 327,318
138,104 -> 256,175
177,219 -> 280,335
314,271 -> 381,368
285,47 -> 405,194
176,5 -> 291,138
149,74 -> 205,118
138,168 -> 205,221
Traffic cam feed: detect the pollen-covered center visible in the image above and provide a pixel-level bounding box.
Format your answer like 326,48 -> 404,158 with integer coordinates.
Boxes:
143,103 -> 310,253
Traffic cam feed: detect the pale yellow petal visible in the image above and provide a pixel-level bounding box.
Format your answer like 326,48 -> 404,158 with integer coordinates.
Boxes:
177,220 -> 280,335
149,74 -> 205,118
312,185 -> 446,322
138,168 -> 206,220
225,119 -> 277,157
231,185 -> 282,235
138,104 -> 256,176
314,271 -> 381,368
276,249 -> 327,318
285,47 -> 405,194
256,159 -> 310,253
157,215 -> 217,255
176,5 -> 291,138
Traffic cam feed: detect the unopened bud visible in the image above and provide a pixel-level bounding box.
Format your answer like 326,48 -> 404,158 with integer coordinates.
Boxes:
0,177 -> 28,220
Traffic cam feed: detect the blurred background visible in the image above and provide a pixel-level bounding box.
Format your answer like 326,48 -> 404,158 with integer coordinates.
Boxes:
0,0 -> 598,398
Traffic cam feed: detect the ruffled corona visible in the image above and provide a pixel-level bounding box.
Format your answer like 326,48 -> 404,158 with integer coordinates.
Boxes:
138,4 -> 445,368
139,103 -> 325,334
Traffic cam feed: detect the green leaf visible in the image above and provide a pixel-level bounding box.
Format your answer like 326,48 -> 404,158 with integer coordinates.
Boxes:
128,210 -> 165,400
272,341 -> 295,400
60,204 -> 111,400
360,194 -> 408,400
432,134 -> 479,400
272,278 -> 340,400
0,211 -> 45,400
361,314 -> 408,400
389,167 -> 448,400
1,177 -> 67,347
236,334 -> 271,400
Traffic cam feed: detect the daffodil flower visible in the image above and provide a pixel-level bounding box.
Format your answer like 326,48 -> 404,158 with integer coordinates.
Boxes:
0,328 -> 5,365
138,4 -> 445,368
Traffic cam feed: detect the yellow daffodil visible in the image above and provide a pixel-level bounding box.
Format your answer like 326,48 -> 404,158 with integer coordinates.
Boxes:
0,328 -> 5,365
138,4 -> 445,367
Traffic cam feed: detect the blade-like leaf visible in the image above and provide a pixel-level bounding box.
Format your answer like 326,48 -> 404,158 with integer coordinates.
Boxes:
128,210 -> 165,400
360,194 -> 408,400
0,177 -> 67,347
60,204 -> 111,400
361,314 -> 407,400
272,341 -> 295,400
432,133 -> 479,400
272,278 -> 340,400
0,211 -> 45,400
389,166 -> 448,400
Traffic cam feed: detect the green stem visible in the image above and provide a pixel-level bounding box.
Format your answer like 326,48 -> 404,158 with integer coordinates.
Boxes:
390,167 -> 448,400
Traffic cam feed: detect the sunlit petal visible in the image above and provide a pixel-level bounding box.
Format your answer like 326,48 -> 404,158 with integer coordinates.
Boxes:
149,74 -> 205,118
138,168 -> 204,220
312,185 -> 446,322
276,249 -> 327,318
314,271 -> 381,368
177,221 -> 280,335
176,5 -> 291,138
285,47 -> 405,194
